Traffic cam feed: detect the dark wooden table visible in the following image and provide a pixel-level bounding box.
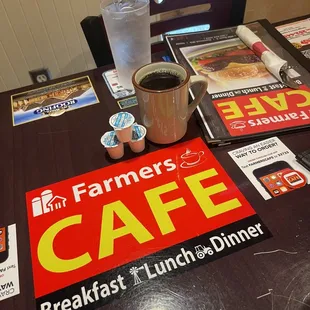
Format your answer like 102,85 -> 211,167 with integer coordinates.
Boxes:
1,62 -> 310,310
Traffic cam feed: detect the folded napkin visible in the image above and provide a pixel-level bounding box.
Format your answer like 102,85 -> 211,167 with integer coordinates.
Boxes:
236,25 -> 289,83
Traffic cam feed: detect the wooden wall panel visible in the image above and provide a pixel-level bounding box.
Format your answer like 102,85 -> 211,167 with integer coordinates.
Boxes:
0,42 -> 20,90
53,0 -> 88,73
69,0 -> 97,70
86,0 -> 101,16
36,1 -> 73,77
244,0 -> 310,23
0,0 -> 99,92
2,0 -> 42,71
0,1 -> 31,88
0,76 -> 6,93
19,0 -> 61,79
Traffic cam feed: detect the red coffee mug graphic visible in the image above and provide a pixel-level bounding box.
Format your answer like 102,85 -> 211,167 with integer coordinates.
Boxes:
181,150 -> 204,165
180,149 -> 205,169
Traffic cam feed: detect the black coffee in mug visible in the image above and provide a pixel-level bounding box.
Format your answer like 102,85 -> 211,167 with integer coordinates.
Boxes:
139,71 -> 182,91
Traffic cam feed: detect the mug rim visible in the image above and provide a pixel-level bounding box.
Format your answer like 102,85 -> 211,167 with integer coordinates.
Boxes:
132,62 -> 190,93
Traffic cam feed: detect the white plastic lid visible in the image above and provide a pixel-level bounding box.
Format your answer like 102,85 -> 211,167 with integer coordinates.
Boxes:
109,112 -> 135,129
132,124 -> 147,141
101,131 -> 120,148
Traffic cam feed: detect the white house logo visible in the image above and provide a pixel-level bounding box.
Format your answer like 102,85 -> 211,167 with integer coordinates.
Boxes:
31,190 -> 67,217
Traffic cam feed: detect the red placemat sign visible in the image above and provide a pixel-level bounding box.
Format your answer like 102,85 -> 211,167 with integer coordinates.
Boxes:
26,138 -> 270,309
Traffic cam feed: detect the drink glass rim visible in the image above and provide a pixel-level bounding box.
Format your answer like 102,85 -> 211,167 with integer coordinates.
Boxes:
100,0 -> 149,14
132,62 -> 190,93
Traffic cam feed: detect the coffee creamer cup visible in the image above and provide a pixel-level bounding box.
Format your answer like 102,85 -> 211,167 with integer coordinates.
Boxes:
101,131 -> 124,159
129,124 -> 147,153
109,112 -> 135,143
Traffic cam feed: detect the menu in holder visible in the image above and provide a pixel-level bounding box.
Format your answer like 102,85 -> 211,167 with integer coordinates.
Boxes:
165,20 -> 310,145
275,14 -> 310,59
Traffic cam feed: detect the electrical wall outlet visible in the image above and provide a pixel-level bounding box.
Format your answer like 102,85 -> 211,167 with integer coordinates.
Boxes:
29,68 -> 51,84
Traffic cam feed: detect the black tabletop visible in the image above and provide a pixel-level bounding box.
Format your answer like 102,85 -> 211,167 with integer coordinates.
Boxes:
1,63 -> 310,310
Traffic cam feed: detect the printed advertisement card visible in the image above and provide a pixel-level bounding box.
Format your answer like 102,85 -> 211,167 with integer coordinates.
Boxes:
11,76 -> 99,126
276,17 -> 310,58
0,224 -> 20,301
228,137 -> 310,200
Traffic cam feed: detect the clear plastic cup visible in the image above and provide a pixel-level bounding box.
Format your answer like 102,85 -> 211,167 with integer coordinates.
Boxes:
109,112 -> 135,142
101,0 -> 151,90
101,131 -> 124,159
129,124 -> 147,153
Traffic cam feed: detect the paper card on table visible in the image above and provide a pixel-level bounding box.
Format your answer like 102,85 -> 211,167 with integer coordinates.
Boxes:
0,224 -> 20,301
276,17 -> 310,58
228,137 -> 310,200
11,76 -> 99,126
117,96 -> 138,109
102,69 -> 135,99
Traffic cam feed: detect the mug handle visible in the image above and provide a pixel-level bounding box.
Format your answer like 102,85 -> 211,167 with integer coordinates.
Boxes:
187,75 -> 209,121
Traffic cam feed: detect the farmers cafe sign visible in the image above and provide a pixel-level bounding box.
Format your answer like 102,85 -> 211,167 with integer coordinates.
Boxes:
213,84 -> 310,137
26,138 -> 271,310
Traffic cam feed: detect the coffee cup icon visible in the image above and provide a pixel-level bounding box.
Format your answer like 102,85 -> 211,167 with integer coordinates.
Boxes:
181,149 -> 205,168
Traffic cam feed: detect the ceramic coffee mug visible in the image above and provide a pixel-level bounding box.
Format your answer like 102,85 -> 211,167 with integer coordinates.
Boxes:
132,62 -> 208,144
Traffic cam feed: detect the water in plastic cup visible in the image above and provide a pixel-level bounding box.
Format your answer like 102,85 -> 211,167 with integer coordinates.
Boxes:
101,0 -> 151,90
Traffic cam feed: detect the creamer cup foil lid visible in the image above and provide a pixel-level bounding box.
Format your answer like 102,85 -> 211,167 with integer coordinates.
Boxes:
109,112 -> 135,129
132,124 -> 147,141
101,131 -> 120,148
